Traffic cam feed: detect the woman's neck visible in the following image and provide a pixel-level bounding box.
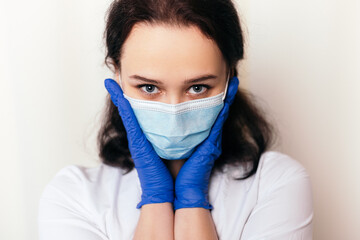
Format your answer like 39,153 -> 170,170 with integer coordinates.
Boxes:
162,158 -> 186,180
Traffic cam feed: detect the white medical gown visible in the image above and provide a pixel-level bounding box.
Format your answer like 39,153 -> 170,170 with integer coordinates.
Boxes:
38,151 -> 314,239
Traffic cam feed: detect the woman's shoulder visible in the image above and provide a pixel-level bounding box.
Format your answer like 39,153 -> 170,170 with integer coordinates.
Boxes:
258,150 -> 310,180
221,153 -> 314,238
223,150 -> 312,197
225,150 -> 310,180
41,163 -> 124,191
38,164 -> 139,238
260,150 -> 308,170
39,163 -> 132,219
255,150 -> 312,198
40,162 -> 134,197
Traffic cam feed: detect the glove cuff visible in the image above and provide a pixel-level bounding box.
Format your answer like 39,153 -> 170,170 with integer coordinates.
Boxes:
174,198 -> 213,211
173,197 -> 213,211
136,192 -> 174,209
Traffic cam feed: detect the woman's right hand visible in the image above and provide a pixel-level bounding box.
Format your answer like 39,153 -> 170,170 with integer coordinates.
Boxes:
104,78 -> 174,209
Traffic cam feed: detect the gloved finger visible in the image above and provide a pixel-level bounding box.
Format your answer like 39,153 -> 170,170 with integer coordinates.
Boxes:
104,78 -> 153,155
209,76 -> 239,132
104,78 -> 123,106
224,76 -> 239,105
206,76 -> 239,142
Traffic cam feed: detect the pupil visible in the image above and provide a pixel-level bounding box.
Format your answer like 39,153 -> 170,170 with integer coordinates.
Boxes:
194,86 -> 202,92
146,85 -> 154,92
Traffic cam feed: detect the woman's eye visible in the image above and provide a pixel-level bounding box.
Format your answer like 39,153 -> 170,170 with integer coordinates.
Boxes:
137,84 -> 210,96
189,85 -> 207,94
140,85 -> 159,94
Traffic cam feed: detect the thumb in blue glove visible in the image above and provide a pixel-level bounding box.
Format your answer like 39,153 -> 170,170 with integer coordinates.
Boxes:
104,78 -> 174,209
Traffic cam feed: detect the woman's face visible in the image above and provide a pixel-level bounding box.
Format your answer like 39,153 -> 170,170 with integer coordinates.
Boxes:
116,22 -> 228,104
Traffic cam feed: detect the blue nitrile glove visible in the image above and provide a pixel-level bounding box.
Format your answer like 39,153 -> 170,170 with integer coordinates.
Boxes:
173,76 -> 239,211
104,78 -> 174,209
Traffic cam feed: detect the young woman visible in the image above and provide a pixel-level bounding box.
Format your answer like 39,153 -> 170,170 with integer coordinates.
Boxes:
38,0 -> 314,239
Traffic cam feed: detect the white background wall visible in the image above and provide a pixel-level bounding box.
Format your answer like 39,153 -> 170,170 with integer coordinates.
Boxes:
240,1 -> 360,239
0,0 -> 113,239
1,0 -> 359,239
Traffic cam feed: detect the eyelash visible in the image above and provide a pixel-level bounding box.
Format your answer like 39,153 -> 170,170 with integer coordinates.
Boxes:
137,84 -> 211,96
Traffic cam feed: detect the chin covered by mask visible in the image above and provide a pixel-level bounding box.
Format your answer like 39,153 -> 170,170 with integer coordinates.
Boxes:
120,72 -> 230,160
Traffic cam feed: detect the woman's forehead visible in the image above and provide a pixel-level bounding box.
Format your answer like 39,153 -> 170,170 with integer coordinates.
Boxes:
120,23 -> 226,76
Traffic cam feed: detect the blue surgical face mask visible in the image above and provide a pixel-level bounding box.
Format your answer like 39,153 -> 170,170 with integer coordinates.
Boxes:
119,71 -> 230,160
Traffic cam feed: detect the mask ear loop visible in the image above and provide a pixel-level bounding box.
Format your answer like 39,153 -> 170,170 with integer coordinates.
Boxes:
221,71 -> 231,101
117,69 -> 123,89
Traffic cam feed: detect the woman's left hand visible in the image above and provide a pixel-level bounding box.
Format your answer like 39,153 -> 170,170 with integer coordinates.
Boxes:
173,76 -> 239,211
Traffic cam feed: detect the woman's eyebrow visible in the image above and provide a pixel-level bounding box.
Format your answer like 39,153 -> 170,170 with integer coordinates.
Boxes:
129,75 -> 162,84
184,74 -> 218,84
129,74 -> 218,84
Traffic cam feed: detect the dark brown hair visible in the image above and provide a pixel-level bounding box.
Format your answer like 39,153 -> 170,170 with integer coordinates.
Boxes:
97,0 -> 279,180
